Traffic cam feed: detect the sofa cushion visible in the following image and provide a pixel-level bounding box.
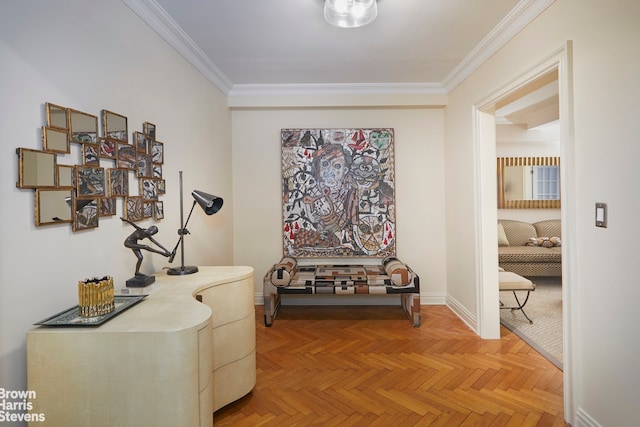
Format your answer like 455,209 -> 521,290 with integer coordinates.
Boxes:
533,219 -> 561,239
498,223 -> 509,247
499,246 -> 561,263
498,220 -> 538,246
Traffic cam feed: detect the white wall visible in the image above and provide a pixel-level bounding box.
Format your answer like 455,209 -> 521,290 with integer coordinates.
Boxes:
231,107 -> 447,306
0,0 -> 233,400
444,0 -> 640,425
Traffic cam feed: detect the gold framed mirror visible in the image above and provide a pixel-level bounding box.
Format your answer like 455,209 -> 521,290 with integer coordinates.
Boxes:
69,108 -> 98,144
46,102 -> 68,130
57,164 -> 74,188
497,156 -> 561,209
19,102 -> 165,232
102,110 -> 128,143
16,148 -> 56,189
35,189 -> 73,226
42,126 -> 70,154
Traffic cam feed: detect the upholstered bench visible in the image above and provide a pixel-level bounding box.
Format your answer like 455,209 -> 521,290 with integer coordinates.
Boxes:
263,257 -> 421,327
499,269 -> 536,323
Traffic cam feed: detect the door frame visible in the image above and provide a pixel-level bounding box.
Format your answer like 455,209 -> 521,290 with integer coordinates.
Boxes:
472,42 -> 576,423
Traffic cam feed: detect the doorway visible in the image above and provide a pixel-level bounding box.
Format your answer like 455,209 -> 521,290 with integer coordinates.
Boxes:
494,73 -> 563,369
473,44 -> 576,421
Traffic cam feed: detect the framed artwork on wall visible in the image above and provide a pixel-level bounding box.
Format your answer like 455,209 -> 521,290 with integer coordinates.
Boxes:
156,179 -> 165,195
117,143 -> 136,170
99,138 -> 116,159
143,122 -> 156,140
83,144 -> 99,165
154,201 -> 164,220
108,168 -> 129,197
17,102 -> 168,232
99,197 -> 116,216
143,202 -> 152,218
140,178 -> 158,200
280,128 -> 396,258
134,131 -> 147,153
136,152 -> 152,178
76,166 -> 105,197
151,141 -> 164,164
125,196 -> 143,222
73,198 -> 99,231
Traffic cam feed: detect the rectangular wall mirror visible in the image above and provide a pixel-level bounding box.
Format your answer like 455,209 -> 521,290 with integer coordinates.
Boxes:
103,110 -> 128,143
18,102 -> 165,233
497,156 -> 561,209
42,126 -> 70,154
16,148 -> 56,188
69,108 -> 98,143
35,189 -> 73,226
46,102 -> 68,130
57,164 -> 74,188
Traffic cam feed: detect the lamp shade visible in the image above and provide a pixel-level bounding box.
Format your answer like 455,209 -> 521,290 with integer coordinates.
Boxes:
324,0 -> 377,28
192,190 -> 223,215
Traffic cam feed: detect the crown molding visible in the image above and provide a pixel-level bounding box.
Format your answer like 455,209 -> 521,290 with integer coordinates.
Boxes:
122,0 -> 234,94
441,0 -> 556,93
124,0 -> 555,97
228,82 -> 446,97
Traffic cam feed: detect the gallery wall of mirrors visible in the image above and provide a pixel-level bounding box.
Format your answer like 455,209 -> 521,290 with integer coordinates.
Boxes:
497,156 -> 561,209
16,102 -> 166,231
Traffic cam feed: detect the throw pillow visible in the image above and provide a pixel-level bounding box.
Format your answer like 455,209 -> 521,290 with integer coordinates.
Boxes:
526,237 -> 562,247
270,256 -> 297,287
498,223 -> 509,247
382,257 -> 412,286
549,236 -> 562,246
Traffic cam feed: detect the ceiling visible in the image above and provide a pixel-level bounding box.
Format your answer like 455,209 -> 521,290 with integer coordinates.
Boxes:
495,70 -> 559,129
123,0 -> 556,96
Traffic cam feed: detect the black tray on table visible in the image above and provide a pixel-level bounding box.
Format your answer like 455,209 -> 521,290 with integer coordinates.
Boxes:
34,295 -> 146,326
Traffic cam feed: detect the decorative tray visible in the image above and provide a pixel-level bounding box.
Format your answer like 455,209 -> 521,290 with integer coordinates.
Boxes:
34,295 -> 147,326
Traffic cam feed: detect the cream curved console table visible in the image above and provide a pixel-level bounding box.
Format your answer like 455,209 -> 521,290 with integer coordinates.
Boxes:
26,266 -> 255,427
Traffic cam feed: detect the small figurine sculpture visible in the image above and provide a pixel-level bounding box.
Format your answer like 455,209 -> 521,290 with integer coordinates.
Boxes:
121,217 -> 172,287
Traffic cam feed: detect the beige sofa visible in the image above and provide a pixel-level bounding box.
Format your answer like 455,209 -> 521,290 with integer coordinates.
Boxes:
498,219 -> 562,277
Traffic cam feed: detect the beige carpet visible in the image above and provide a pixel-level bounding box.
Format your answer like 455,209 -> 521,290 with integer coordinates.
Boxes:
499,276 -> 563,369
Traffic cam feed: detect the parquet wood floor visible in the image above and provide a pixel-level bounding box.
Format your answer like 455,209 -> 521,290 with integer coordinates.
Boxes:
213,304 -> 566,426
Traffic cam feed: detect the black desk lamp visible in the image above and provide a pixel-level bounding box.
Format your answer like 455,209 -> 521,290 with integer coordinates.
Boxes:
167,171 -> 223,276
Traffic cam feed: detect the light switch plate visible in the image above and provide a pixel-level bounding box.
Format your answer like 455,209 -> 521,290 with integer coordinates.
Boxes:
595,202 -> 607,228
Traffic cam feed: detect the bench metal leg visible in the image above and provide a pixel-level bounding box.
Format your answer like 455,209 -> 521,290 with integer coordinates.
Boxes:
500,290 -> 533,324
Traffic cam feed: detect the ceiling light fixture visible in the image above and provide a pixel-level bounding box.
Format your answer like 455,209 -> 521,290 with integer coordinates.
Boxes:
324,0 -> 378,28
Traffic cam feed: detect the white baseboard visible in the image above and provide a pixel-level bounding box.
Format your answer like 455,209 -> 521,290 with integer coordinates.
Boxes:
574,407 -> 602,427
445,294 -> 478,334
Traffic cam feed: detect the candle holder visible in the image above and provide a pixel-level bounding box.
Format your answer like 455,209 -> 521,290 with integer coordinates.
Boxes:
78,276 -> 115,318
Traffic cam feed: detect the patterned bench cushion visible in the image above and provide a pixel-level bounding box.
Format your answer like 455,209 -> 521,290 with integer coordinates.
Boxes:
274,262 -> 419,295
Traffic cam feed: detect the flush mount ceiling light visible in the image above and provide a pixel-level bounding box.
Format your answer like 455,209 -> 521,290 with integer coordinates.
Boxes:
324,0 -> 378,28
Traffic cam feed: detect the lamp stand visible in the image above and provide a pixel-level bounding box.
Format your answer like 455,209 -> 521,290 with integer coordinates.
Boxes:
167,171 -> 199,275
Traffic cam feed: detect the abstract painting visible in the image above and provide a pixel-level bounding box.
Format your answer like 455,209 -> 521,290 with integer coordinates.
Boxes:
281,128 -> 396,258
